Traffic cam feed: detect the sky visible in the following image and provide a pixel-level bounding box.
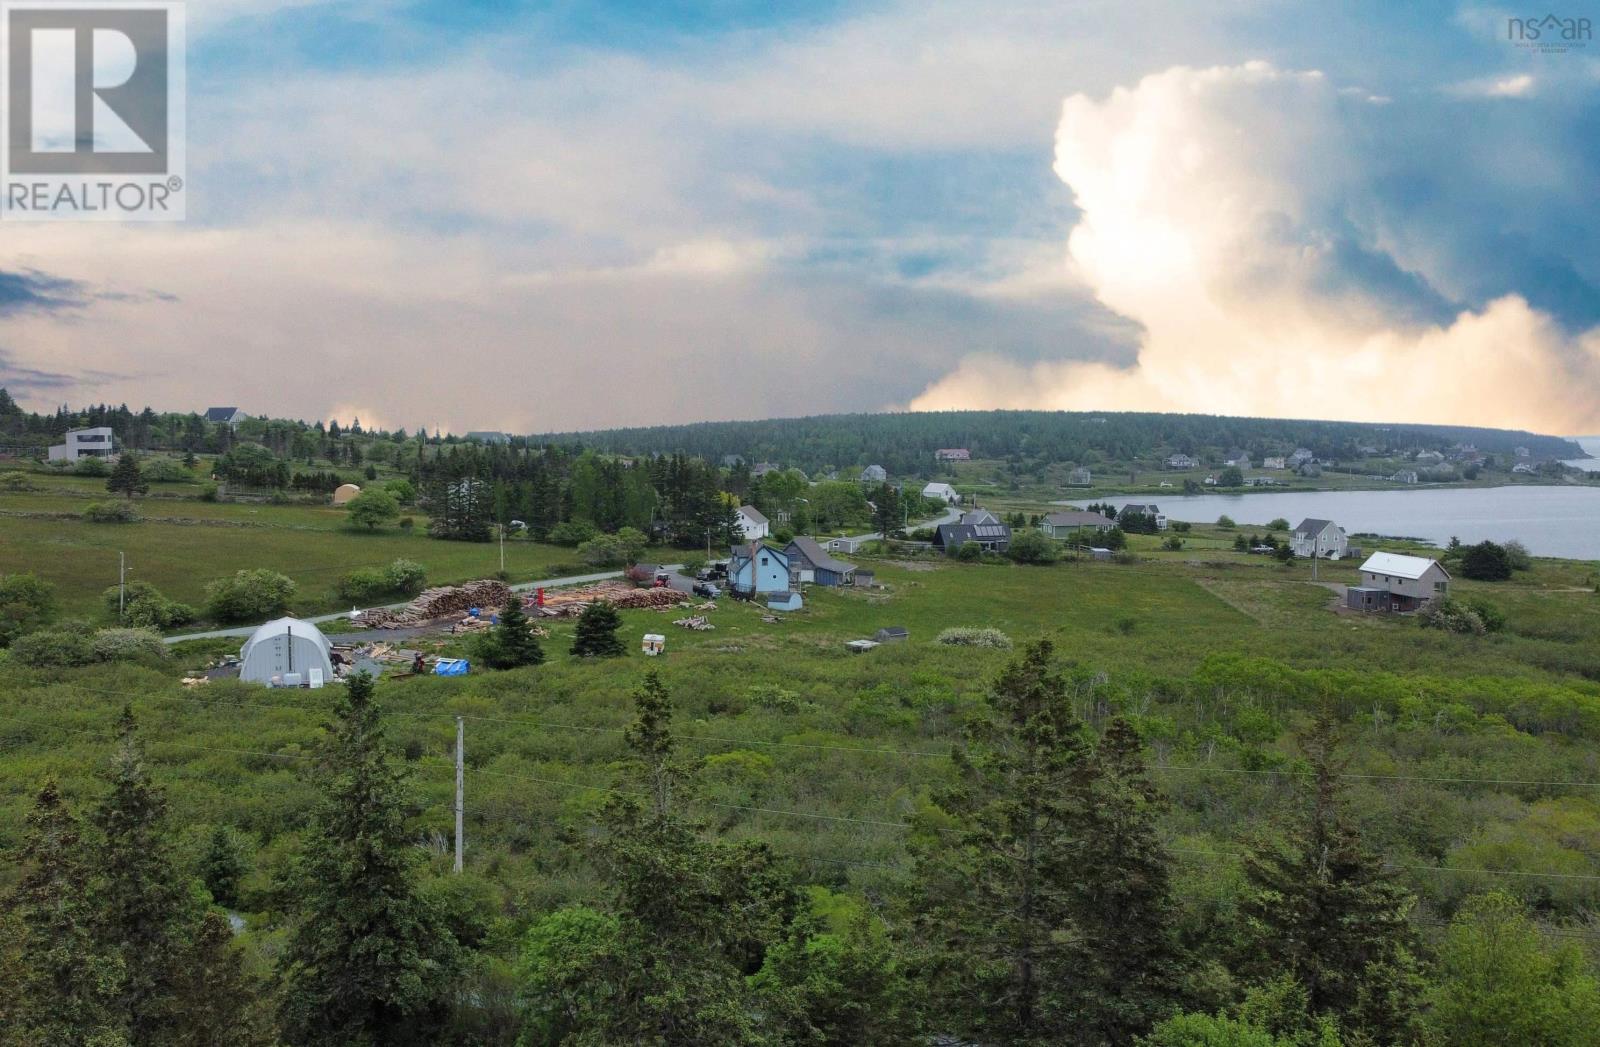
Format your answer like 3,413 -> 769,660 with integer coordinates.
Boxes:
2,0 -> 1598,435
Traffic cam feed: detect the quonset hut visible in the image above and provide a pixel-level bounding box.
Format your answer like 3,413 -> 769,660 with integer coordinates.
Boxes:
239,617 -> 334,686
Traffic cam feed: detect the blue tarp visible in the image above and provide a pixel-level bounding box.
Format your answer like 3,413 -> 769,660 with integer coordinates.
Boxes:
433,658 -> 470,676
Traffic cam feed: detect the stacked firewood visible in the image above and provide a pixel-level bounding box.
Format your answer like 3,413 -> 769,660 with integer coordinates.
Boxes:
353,579 -> 513,629
533,582 -> 688,617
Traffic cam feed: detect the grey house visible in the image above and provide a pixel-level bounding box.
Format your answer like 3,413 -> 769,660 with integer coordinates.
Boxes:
785,537 -> 858,586
1290,518 -> 1348,559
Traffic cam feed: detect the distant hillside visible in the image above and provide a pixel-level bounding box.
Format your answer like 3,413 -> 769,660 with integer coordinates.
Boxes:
534,410 -> 1584,476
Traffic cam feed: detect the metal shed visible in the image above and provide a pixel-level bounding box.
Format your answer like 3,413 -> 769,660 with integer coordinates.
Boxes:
238,617 -> 335,686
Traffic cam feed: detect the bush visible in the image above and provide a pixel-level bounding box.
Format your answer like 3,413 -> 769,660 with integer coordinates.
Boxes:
1162,536 -> 1185,551
9,626 -> 96,667
83,500 -> 138,523
1466,598 -> 1507,633
399,516 -> 415,532
748,684 -> 803,713
140,457 -> 192,482
935,627 -> 1013,649
0,472 -> 38,492
1420,598 -> 1487,635
1503,539 -> 1533,571
955,542 -> 983,562
1217,515 -> 1236,529
547,521 -> 599,547
103,581 -> 195,630
74,456 -> 110,477
199,482 -> 219,502
577,528 -> 648,568
385,558 -> 427,594
205,569 -> 296,623
92,627 -> 169,663
0,573 -> 58,648
383,478 -> 416,504
1005,529 -> 1058,565
335,567 -> 390,602
1267,518 -> 1289,531
345,488 -> 401,531
1461,541 -> 1513,581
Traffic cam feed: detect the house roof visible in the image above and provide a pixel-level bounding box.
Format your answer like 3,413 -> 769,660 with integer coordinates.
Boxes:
787,536 -> 856,575
1359,552 -> 1448,580
922,481 -> 956,495
204,407 -> 240,422
961,509 -> 999,526
730,540 -> 788,564
737,505 -> 769,525
1294,518 -> 1338,535
1044,510 -> 1112,528
1121,503 -> 1161,515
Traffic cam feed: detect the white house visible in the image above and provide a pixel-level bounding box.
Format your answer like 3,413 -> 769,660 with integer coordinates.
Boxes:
860,464 -> 887,483
1165,453 -> 1197,469
1119,503 -> 1168,530
1290,518 -> 1348,559
1067,467 -> 1092,486
1262,456 -> 1287,470
735,504 -> 770,540
47,426 -> 116,463
1350,552 -> 1450,612
1224,450 -> 1251,468
921,481 -> 960,505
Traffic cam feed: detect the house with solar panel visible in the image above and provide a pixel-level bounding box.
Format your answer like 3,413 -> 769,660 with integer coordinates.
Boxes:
933,509 -> 1012,555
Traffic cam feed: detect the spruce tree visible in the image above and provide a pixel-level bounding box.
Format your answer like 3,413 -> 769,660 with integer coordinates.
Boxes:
529,672 -> 796,1042
1239,714 -> 1424,1043
475,594 -> 543,670
106,453 -> 148,500
1,779 -> 126,1047
1071,716 -> 1190,1042
92,707 -> 197,1043
570,600 -> 625,658
909,639 -> 1093,1045
277,672 -> 460,1046
169,912 -> 275,1047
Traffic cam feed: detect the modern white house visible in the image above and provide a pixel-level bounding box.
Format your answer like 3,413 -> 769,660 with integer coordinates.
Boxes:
1290,518 -> 1348,559
735,504 -> 770,540
921,481 -> 959,504
1348,552 -> 1450,612
239,617 -> 335,686
48,426 -> 116,463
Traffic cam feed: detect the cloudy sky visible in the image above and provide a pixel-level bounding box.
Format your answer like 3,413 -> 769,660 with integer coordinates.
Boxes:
3,0 -> 1598,434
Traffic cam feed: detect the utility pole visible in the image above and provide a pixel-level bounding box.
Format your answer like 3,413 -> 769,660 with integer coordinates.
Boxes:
118,552 -> 127,619
454,717 -> 464,874
499,523 -> 506,575
1312,530 -> 1320,582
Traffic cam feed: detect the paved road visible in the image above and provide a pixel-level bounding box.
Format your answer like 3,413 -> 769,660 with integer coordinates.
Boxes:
846,504 -> 963,544
162,569 -> 634,644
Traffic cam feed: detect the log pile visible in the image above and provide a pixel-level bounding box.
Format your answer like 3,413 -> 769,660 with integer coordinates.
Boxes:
353,579 -> 513,629
531,581 -> 688,617
672,616 -> 714,631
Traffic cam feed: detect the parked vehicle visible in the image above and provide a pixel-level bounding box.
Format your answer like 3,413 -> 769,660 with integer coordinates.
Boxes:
693,581 -> 721,598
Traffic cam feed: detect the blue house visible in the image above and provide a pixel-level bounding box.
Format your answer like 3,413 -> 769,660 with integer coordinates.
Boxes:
728,542 -> 803,610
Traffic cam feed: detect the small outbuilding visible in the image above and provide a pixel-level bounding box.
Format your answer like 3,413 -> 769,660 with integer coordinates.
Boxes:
239,617 -> 335,686
331,483 -> 362,506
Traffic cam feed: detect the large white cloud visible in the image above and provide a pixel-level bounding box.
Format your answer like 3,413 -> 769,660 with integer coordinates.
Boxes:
910,61 -> 1600,432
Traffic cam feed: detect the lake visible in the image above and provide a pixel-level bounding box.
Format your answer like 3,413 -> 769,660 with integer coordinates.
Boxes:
1077,485 -> 1600,560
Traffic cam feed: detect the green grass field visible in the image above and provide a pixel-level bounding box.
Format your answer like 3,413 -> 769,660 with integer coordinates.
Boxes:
6,476 -> 1600,964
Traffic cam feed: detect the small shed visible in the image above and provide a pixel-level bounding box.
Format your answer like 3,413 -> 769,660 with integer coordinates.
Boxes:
642,633 -> 666,656
331,483 -> 362,506
766,591 -> 803,612
239,617 -> 335,686
874,626 -> 908,643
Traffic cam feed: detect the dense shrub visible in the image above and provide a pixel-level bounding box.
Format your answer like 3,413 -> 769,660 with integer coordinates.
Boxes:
577,528 -> 648,567
91,627 -> 170,662
335,559 -> 427,602
0,572 -> 57,648
1466,598 -> 1507,633
1005,529 -> 1057,565
0,471 -> 38,491
345,488 -> 400,530
1503,539 -> 1533,572
9,626 -> 96,667
140,456 -> 192,482
103,581 -> 196,630
383,478 -> 416,504
935,627 -> 1013,649
1461,541 -> 1513,581
82,500 -> 138,523
74,456 -> 110,477
335,568 -> 390,602
954,542 -> 982,562
1420,599 -> 1487,635
205,569 -> 296,623
547,521 -> 599,547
